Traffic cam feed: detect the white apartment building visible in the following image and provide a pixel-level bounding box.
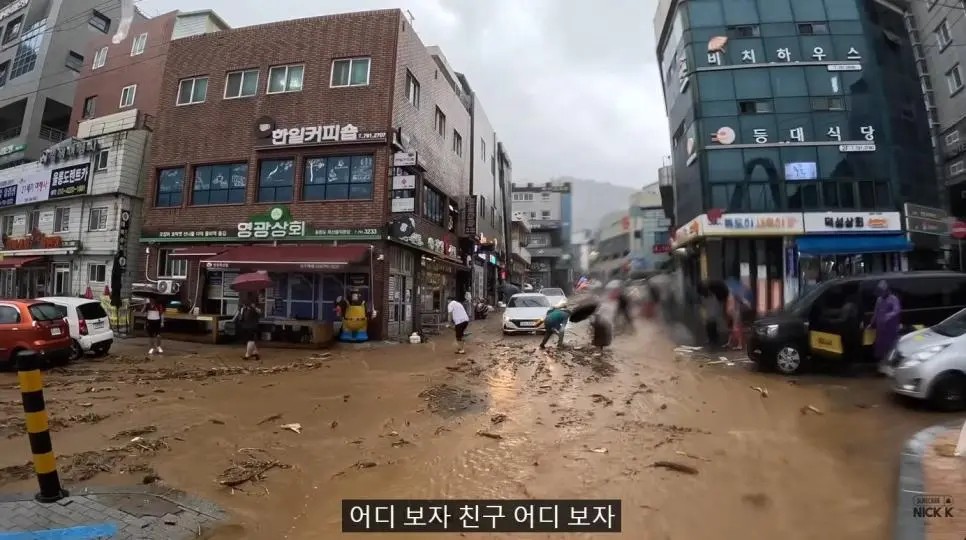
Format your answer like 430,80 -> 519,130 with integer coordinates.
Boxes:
0,109 -> 144,298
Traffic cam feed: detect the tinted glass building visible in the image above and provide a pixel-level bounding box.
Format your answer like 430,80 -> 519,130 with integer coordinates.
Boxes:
654,0 -> 940,310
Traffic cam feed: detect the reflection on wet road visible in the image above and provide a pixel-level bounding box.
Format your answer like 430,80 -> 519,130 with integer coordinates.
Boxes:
0,315 -> 955,539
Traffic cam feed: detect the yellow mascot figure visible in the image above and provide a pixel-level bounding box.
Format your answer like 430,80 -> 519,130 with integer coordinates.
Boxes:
339,291 -> 369,342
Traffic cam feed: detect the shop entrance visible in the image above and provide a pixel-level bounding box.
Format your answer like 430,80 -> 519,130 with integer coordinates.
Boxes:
388,246 -> 414,339
799,252 -> 901,289
716,237 -> 785,314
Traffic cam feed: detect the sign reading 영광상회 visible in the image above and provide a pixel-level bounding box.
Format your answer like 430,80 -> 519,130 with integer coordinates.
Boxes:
140,206 -> 383,242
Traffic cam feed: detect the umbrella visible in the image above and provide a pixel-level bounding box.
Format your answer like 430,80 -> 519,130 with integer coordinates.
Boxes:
231,271 -> 272,292
568,299 -> 600,323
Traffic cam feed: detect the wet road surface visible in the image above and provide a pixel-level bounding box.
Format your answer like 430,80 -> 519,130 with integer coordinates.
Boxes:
0,315 -> 956,539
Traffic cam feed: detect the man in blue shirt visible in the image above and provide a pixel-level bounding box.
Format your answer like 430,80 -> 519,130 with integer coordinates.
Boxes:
540,301 -> 570,349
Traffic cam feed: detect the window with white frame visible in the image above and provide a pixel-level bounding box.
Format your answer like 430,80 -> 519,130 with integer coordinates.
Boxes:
947,130 -> 960,147
94,149 -> 108,171
157,249 -> 188,278
87,263 -> 106,283
0,215 -> 13,237
453,130 -> 463,156
951,161 -> 965,175
119,84 -> 136,108
28,210 -> 39,232
405,70 -> 420,108
177,76 -> 208,105
88,206 -> 108,231
330,57 -> 370,87
541,210 -> 551,219
541,192 -> 551,201
948,64 -> 964,94
434,106 -> 446,136
224,69 -> 258,99
130,32 -> 147,56
267,64 -> 304,94
937,19 -> 952,49
54,207 -> 70,233
92,46 -> 107,69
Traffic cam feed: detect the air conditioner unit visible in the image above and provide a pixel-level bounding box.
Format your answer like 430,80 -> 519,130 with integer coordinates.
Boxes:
156,280 -> 181,295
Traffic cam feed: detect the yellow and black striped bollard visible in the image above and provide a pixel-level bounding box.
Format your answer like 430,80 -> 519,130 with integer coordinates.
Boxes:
17,350 -> 68,503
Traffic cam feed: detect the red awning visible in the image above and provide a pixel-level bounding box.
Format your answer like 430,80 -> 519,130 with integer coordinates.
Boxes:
0,256 -> 46,269
169,246 -> 226,258
202,245 -> 370,271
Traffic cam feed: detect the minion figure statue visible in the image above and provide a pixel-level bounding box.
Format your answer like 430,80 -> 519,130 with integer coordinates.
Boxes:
339,290 -> 369,342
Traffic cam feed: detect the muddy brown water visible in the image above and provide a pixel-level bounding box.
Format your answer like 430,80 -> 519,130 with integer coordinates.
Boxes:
0,317 -> 954,539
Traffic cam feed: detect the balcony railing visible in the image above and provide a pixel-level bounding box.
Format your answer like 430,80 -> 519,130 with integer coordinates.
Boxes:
0,125 -> 22,143
39,125 -> 67,143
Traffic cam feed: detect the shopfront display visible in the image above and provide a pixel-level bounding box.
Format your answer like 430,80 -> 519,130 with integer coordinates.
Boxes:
387,245 -> 415,339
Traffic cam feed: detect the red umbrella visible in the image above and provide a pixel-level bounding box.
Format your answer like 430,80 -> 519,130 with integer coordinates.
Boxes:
231,271 -> 272,292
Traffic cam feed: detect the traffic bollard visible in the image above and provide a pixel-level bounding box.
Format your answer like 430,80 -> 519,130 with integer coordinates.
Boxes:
17,350 -> 68,503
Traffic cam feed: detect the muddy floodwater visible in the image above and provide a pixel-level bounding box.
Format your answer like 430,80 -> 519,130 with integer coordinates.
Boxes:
0,316 -> 954,539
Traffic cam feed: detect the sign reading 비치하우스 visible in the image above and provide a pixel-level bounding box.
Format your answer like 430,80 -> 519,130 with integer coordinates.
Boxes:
0,157 -> 94,209
139,206 -> 383,242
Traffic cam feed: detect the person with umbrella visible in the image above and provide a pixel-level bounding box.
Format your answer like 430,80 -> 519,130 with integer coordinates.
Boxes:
234,293 -> 262,360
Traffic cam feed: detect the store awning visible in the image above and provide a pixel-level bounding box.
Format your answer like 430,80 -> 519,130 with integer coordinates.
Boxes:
796,234 -> 913,255
202,245 -> 370,271
0,256 -> 46,269
169,246 -> 226,258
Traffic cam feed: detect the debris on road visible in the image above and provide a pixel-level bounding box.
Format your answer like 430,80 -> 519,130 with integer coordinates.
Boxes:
800,405 -> 823,415
476,430 -> 503,440
591,447 -> 608,454
591,394 -> 613,406
257,414 -> 282,426
491,413 -> 508,424
112,425 -> 157,439
217,449 -> 288,488
355,461 -> 377,469
330,420 -> 339,429
751,386 -> 769,398
675,450 -> 710,462
280,423 -> 302,434
651,460 -> 699,475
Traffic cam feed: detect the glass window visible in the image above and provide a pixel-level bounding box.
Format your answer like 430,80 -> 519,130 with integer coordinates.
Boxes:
734,68 -> 771,99
743,148 -> 781,182
875,181 -> 892,209
177,77 -> 208,105
780,146 -> 817,168
193,163 -> 247,205
776,113 -> 814,142
10,20 -> 44,79
722,0 -> 758,25
422,185 -> 445,225
770,67 -> 806,97
738,112 -> 776,144
817,146 -> 847,179
858,181 -> 875,209
822,181 -> 839,208
756,0 -> 793,22
773,97 -> 811,113
156,168 -> 184,207
701,100 -> 738,116
331,57 -> 370,87
790,0 -> 826,20
706,150 -> 744,183
267,64 -> 304,94
131,32 -> 147,56
119,84 -> 136,108
839,182 -> 857,208
805,66 -> 840,95
748,183 -> 782,211
764,36 -> 801,63
711,183 -> 743,210
800,35 -> 835,63
824,0 -> 859,20
786,182 -> 819,209
697,71 -> 735,101
224,70 -> 259,99
688,0 -> 724,27
257,159 -> 294,202
303,155 -> 374,201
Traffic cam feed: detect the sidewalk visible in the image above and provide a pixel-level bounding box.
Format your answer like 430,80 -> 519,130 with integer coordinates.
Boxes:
0,486 -> 226,539
896,421 -> 966,540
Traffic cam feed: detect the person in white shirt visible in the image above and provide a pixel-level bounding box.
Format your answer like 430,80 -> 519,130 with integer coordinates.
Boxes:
446,296 -> 470,354
145,298 -> 164,355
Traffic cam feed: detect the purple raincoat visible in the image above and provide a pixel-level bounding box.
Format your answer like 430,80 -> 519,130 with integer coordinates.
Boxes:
871,287 -> 901,361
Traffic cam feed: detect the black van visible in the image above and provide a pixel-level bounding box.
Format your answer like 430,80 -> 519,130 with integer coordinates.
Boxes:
748,271 -> 966,374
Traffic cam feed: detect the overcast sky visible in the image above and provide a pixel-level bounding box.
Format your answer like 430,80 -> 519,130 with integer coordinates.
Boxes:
138,0 -> 670,188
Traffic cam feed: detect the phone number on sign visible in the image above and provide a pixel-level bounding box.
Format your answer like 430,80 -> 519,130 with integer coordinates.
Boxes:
342,499 -> 621,532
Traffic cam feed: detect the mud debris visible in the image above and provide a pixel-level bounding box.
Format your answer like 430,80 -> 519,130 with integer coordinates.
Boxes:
257,414 -> 282,426
651,461 -> 699,475
418,384 -> 483,416
112,425 -> 157,439
476,430 -> 503,440
742,493 -> 771,508
491,413 -> 508,424
591,394 -> 613,407
217,449 -> 289,488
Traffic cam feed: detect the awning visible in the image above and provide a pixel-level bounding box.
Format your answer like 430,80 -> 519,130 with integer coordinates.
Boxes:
202,245 -> 370,271
169,246 -> 226,258
796,234 -> 913,255
0,256 -> 46,269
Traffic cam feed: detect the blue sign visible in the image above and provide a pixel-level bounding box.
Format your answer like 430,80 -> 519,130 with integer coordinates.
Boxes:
0,183 -> 16,207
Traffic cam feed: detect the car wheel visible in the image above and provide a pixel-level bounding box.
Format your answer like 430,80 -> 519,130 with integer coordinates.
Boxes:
928,372 -> 966,411
93,344 -> 111,356
774,345 -> 805,375
69,340 -> 84,362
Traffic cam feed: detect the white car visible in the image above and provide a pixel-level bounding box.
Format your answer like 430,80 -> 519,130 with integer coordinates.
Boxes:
39,297 -> 114,360
881,309 -> 966,410
539,287 -> 567,307
503,293 -> 551,335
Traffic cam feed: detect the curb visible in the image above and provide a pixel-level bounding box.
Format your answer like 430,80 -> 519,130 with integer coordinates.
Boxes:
895,421 -> 962,540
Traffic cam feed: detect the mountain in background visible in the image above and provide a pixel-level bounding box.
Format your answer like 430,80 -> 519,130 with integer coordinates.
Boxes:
552,176 -> 637,233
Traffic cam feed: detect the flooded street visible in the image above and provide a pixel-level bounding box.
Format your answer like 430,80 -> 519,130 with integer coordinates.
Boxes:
0,316 -> 953,539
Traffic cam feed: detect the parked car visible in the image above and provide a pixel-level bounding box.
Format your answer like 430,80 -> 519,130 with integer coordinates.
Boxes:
539,287 -> 567,307
503,293 -> 551,335
39,297 -> 114,361
748,271 -> 966,375
0,300 -> 71,369
881,308 -> 966,410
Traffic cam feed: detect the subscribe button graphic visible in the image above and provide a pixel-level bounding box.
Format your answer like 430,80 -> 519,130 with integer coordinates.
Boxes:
913,495 -> 954,518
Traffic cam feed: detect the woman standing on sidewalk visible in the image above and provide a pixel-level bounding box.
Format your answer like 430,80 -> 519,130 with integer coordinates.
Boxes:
146,298 -> 164,356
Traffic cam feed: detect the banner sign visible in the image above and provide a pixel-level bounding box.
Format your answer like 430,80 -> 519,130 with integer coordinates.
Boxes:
0,157 -> 92,208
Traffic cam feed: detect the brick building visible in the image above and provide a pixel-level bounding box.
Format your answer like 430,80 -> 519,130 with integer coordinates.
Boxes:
137,9 -> 476,341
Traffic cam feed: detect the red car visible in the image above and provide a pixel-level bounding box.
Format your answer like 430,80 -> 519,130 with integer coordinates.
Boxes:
0,300 -> 71,369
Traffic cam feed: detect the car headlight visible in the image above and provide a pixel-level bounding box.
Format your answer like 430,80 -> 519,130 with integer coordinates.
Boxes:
901,344 -> 950,367
764,324 -> 779,338
503,315 -> 510,324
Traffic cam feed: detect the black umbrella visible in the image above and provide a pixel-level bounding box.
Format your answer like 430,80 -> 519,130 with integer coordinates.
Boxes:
568,299 -> 600,323
110,253 -> 123,307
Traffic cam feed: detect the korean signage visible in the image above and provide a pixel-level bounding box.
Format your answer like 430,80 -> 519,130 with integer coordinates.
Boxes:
705,212 -> 804,236
238,206 -> 305,239
1,232 -> 79,252
392,174 -> 416,190
40,138 -> 99,165
388,218 -> 460,261
802,212 -> 902,233
904,203 -> 949,236
652,244 -> 671,254
393,152 -> 418,167
141,207 -> 382,242
270,124 -> 387,146
0,143 -> 24,157
464,195 -> 477,237
702,43 -> 862,68
710,124 -> 875,149
0,157 -> 93,209
391,198 -> 415,213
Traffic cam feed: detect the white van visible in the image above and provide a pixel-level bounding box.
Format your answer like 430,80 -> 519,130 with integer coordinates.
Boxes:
39,297 -> 114,360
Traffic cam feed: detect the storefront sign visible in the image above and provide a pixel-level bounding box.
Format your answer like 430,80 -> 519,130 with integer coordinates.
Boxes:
706,213 -> 803,235
270,124 -> 386,146
388,218 -> 460,261
0,143 -> 25,157
672,217 -> 702,247
1,232 -> 79,251
393,152 -> 418,167
238,206 -> 305,239
391,198 -> 415,213
143,221 -> 382,242
464,195 -> 477,237
904,203 -> 948,236
702,43 -> 861,67
652,244 -> 670,254
392,174 -> 416,190
712,124 -> 875,147
0,157 -> 93,208
802,212 -> 902,233
40,139 -> 99,165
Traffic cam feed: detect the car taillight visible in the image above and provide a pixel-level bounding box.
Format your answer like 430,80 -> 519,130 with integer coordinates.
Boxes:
78,319 -> 88,336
